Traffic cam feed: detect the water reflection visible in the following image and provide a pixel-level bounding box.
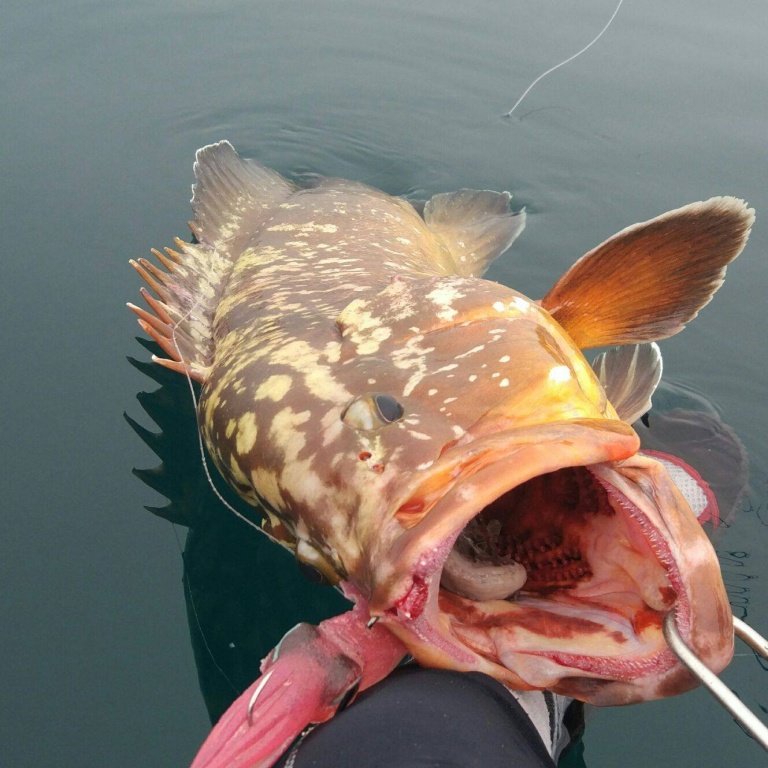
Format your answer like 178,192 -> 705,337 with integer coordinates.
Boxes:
127,339 -> 346,724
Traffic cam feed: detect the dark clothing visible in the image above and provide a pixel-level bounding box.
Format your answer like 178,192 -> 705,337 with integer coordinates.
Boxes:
277,667 -> 558,768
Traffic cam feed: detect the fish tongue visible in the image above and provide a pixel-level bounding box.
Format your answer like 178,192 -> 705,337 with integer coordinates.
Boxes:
440,547 -> 527,601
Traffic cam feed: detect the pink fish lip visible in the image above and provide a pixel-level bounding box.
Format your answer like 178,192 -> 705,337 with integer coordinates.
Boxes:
369,418 -> 733,704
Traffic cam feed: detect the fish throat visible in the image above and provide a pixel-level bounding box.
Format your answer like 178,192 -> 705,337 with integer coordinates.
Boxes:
448,467 -> 609,594
388,453 -> 684,692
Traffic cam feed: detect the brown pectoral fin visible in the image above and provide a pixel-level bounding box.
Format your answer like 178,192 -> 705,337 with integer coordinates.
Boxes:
540,197 -> 754,348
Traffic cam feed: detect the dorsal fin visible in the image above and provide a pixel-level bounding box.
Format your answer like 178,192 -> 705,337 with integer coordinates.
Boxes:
540,197 -> 754,348
423,189 -> 526,277
592,343 -> 662,424
129,141 -> 296,381
191,140 -> 296,245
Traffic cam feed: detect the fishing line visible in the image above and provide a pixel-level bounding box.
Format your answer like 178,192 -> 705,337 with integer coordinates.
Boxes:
503,0 -> 624,118
142,267 -> 302,696
159,287 -> 295,556
171,523 -> 241,696
149,248 -> 345,589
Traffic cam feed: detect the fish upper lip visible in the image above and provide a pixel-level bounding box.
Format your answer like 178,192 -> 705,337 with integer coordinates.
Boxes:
368,418 -> 732,701
383,417 -> 639,574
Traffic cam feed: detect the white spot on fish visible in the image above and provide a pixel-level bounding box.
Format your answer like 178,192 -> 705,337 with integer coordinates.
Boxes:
255,374 -> 293,402
417,460 -> 434,471
428,388 -> 438,396
235,412 -> 259,454
451,425 -> 465,438
426,284 -> 465,322
251,467 -> 286,512
549,365 -> 572,383
228,454 -> 250,486
500,378 -> 510,388
499,355 -> 511,363
356,325 -> 393,355
513,296 -> 530,312
492,301 -> 505,312
455,345 -> 485,359
469,374 -> 477,382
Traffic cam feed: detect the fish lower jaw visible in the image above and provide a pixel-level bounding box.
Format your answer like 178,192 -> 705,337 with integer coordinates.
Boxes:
438,590 -> 676,688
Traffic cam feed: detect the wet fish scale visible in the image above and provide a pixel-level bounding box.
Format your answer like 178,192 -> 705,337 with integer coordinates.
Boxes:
129,141 -> 754,768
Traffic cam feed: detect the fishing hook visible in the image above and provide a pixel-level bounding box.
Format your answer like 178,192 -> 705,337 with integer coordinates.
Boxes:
663,612 -> 768,752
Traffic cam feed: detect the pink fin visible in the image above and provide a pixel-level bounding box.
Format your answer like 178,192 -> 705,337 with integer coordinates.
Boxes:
541,197 -> 754,348
190,595 -> 405,768
131,141 -> 296,382
642,450 -> 718,526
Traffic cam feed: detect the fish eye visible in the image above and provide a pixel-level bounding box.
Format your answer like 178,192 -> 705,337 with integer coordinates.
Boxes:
373,394 -> 404,423
341,392 -> 405,430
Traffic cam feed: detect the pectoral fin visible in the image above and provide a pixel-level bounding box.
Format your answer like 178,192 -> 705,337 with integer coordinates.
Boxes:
424,189 -> 526,277
592,343 -> 662,424
541,197 -> 754,348
190,599 -> 405,768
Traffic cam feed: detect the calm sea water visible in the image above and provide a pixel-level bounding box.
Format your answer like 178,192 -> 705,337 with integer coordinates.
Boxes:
3,1 -> 768,765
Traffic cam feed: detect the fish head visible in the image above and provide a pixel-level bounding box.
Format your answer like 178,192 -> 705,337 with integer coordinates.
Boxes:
310,274 -> 733,705
133,143 -> 749,718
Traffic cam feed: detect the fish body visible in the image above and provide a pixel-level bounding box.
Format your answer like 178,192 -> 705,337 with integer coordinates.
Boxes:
130,142 -> 753,767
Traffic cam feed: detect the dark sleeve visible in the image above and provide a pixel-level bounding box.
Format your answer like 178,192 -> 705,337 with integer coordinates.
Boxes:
277,666 -> 557,768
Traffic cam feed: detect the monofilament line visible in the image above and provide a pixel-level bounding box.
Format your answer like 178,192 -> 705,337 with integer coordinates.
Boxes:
153,282 -> 294,554
167,311 -> 346,595
503,0 -> 624,118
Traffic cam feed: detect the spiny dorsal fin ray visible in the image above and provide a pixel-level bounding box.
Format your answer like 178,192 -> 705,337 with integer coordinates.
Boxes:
423,189 -> 526,277
130,141 -> 296,381
592,343 -> 663,424
540,197 -> 754,348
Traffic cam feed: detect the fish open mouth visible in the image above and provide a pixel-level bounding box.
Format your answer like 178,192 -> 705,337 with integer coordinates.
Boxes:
373,419 -> 732,704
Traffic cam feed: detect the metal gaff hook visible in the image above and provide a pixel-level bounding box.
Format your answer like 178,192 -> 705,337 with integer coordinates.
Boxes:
663,612 -> 768,752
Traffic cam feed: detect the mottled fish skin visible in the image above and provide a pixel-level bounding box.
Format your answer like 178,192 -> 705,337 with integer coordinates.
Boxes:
197,174 -> 533,582
130,141 -> 754,715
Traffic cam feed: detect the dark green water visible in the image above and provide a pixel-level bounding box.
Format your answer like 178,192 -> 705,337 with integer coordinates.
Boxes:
3,1 -> 768,765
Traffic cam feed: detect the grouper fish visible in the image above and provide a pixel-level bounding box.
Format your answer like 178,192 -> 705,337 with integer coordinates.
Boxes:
129,141 -> 753,768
